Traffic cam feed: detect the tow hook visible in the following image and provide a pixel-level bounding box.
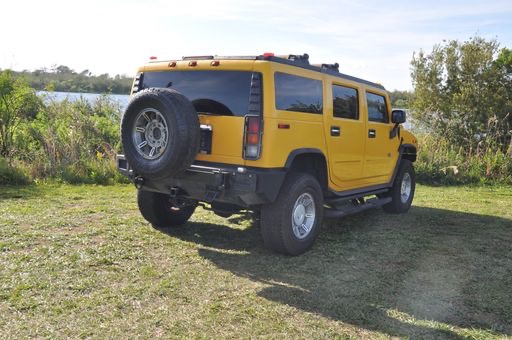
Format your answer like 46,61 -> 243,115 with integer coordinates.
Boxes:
134,176 -> 145,189
169,187 -> 180,197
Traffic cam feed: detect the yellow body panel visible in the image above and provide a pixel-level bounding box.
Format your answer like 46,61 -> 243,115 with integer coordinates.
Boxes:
323,79 -> 365,191
196,115 -> 245,164
248,61 -> 327,169
135,57 -> 417,193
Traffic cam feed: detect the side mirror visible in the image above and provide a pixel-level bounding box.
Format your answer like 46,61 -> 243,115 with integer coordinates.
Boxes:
391,109 -> 406,124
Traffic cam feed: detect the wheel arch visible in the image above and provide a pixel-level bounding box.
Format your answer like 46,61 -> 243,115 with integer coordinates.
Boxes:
284,149 -> 328,191
401,143 -> 417,162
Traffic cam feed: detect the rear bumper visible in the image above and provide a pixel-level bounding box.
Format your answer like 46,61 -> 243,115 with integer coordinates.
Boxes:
117,155 -> 285,207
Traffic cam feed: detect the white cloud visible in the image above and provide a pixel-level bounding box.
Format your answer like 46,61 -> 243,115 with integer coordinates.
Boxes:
1,0 -> 511,90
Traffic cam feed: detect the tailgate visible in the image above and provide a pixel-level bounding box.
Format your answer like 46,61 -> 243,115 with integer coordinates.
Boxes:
196,115 -> 246,165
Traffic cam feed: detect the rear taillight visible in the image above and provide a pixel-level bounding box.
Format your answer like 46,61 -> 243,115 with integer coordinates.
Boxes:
243,116 -> 262,160
244,72 -> 263,160
131,72 -> 143,94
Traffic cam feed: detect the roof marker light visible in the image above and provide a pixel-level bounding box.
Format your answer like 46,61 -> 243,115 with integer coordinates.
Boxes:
263,52 -> 274,58
149,56 -> 157,60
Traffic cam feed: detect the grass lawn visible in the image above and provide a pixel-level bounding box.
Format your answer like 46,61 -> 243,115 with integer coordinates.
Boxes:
0,184 -> 511,338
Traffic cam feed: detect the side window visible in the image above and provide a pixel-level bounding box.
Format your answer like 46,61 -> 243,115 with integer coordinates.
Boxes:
275,72 -> 323,114
366,92 -> 389,123
332,84 -> 358,120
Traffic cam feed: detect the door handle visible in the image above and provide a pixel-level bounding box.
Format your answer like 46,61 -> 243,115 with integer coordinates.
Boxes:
330,126 -> 340,136
368,129 -> 376,138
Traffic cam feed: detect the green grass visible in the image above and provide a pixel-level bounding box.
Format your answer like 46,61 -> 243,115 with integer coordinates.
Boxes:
0,184 -> 511,338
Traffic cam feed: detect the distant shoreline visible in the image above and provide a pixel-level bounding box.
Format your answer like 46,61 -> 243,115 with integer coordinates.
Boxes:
37,91 -> 130,110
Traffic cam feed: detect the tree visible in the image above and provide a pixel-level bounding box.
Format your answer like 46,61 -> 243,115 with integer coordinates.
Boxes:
56,65 -> 75,74
495,48 -> 512,74
0,70 -> 41,159
410,37 -> 512,153
389,90 -> 414,109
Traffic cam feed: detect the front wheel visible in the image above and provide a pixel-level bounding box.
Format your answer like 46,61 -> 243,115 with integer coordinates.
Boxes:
260,173 -> 324,256
382,160 -> 416,213
137,190 -> 196,231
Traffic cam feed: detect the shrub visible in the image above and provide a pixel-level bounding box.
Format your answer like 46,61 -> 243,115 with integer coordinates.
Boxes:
0,157 -> 30,185
7,93 -> 126,185
416,134 -> 512,185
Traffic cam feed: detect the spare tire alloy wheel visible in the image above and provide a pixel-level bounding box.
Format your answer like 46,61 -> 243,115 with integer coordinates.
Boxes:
133,108 -> 169,160
121,88 -> 200,179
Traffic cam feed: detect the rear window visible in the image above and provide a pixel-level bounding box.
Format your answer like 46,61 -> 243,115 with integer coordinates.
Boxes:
141,71 -> 257,116
275,72 -> 323,114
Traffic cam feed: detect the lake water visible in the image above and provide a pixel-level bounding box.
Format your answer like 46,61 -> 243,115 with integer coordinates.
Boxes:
37,91 -> 130,110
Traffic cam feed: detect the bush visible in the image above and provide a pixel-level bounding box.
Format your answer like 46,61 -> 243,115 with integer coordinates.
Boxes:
416,134 -> 512,185
0,158 -> 30,185
60,157 -> 129,185
5,93 -> 126,185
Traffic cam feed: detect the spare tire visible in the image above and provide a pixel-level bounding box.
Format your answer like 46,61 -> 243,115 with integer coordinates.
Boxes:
121,88 -> 200,179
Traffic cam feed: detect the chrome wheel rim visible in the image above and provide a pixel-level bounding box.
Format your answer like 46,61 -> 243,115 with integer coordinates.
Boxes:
132,108 -> 168,160
400,172 -> 412,203
291,193 -> 316,239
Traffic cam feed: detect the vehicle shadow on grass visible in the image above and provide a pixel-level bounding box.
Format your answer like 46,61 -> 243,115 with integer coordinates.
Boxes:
165,206 -> 512,338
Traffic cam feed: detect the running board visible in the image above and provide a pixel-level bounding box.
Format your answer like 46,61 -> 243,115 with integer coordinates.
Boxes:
325,188 -> 389,205
324,197 -> 392,219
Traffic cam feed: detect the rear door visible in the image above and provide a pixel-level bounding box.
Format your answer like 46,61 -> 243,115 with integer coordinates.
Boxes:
324,81 -> 366,191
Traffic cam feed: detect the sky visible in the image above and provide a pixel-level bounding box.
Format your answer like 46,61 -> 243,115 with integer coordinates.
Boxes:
1,0 -> 511,91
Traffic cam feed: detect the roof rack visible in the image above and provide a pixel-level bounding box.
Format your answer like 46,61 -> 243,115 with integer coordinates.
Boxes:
182,56 -> 215,60
260,54 -> 384,90
172,53 -> 384,90
287,53 -> 310,64
312,63 -> 340,71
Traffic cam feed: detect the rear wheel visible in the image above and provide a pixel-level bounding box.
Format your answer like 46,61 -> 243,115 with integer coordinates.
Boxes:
382,160 -> 416,213
137,190 -> 196,231
260,173 -> 324,256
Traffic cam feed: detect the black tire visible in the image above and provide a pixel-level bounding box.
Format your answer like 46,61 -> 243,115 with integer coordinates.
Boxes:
137,190 -> 196,231
382,160 -> 416,213
121,88 -> 200,179
260,173 -> 324,256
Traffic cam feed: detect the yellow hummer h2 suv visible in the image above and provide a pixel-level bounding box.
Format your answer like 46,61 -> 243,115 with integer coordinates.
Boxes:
118,53 -> 418,255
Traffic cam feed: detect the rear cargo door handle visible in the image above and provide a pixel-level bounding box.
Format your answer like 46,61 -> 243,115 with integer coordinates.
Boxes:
330,126 -> 340,136
368,129 -> 376,138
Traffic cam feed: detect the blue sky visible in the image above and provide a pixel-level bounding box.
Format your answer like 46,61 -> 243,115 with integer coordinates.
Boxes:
1,0 -> 511,90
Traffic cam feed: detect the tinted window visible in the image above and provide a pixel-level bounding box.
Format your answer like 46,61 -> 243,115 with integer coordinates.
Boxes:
366,92 -> 389,123
141,71 -> 254,116
332,85 -> 358,119
275,72 -> 323,114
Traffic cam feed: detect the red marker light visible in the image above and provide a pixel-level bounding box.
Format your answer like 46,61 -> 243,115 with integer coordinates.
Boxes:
149,56 -> 157,60
263,52 -> 274,57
